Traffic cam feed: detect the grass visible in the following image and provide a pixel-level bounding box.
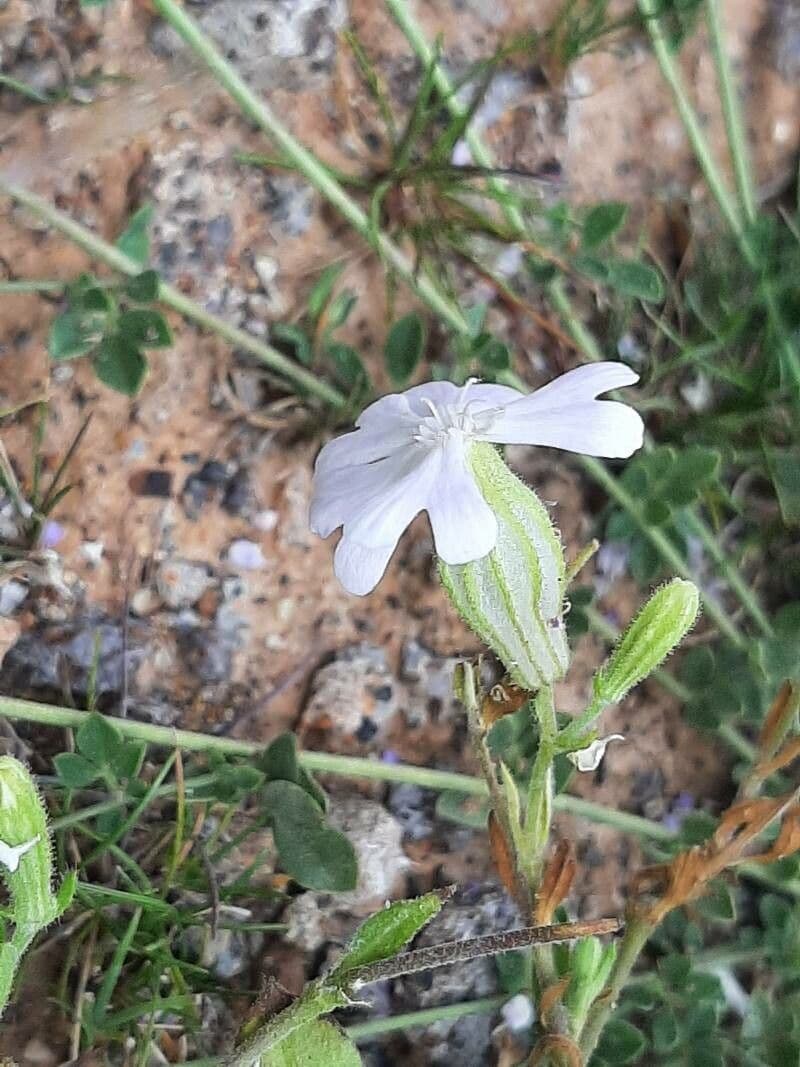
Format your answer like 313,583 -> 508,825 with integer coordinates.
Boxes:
1,0 -> 800,1062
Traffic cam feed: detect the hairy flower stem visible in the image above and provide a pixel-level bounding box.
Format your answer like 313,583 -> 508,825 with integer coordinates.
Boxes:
577,916 -> 653,1061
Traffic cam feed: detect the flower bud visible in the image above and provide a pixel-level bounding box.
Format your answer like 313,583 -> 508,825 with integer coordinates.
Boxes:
594,579 -> 700,706
439,443 -> 569,691
0,757 -> 75,1016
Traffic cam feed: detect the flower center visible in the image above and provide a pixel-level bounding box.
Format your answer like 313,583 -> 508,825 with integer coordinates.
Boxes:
412,382 -> 498,447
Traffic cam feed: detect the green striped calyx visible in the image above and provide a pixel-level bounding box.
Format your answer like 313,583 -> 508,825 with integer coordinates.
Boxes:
0,756 -> 76,1016
439,442 -> 569,691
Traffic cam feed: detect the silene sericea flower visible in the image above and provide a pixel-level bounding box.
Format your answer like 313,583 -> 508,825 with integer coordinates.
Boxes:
310,362 -> 644,596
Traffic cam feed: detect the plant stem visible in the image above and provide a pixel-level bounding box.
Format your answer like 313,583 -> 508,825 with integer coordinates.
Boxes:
523,687 -> 557,888
637,0 -> 744,240
0,694 -> 669,836
345,996 -> 505,1041
581,455 -> 743,646
223,981 -> 349,1067
704,0 -> 756,224
546,275 -> 604,362
347,919 -> 620,987
0,280 -> 65,294
577,916 -> 652,1060
0,179 -> 345,409
150,0 -> 471,338
639,0 -> 800,391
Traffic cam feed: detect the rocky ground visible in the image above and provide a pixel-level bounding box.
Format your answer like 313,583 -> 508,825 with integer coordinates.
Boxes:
1,0 -> 799,1064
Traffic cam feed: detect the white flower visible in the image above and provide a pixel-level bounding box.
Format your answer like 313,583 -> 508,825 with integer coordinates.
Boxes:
567,734 -> 625,772
310,362 -> 644,595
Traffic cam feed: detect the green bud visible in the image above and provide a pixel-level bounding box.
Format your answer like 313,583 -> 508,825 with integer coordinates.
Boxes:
439,443 -> 568,691
594,579 -> 700,706
0,757 -> 75,1016
567,937 -> 617,1031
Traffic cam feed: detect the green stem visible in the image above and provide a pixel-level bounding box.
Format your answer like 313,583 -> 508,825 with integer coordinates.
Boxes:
0,694 -> 667,836
639,0 -> 800,391
150,0 -> 470,338
0,280 -> 65,294
223,981 -> 348,1067
637,0 -> 744,241
0,179 -> 344,409
346,996 -> 505,1041
4,694 -> 796,896
578,916 -> 653,1060
582,456 -> 743,646
546,275 -> 604,362
704,0 -> 756,224
523,687 -> 557,888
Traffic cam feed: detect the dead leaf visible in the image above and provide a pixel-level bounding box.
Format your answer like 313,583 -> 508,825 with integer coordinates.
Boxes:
535,841 -> 576,925
481,679 -> 531,728
540,977 -> 571,1027
489,811 -> 518,899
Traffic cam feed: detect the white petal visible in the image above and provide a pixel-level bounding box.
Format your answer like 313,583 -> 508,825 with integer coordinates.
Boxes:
478,361 -> 642,457
310,445 -> 421,539
334,538 -> 397,596
567,735 -> 625,772
519,362 -> 639,408
426,440 -> 497,565
483,400 -> 644,457
345,449 -> 440,548
314,425 -> 411,477
464,382 -> 524,411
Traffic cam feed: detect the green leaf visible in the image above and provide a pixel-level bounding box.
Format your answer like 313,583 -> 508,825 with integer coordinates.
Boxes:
697,881 -> 736,922
54,753 -> 101,789
261,734 -> 300,783
766,449 -> 800,525
495,950 -> 529,995
262,1019 -> 361,1067
385,313 -> 425,385
77,713 -> 123,766
326,342 -> 369,391
116,204 -> 154,267
652,1005 -> 680,1053
324,291 -> 357,333
49,311 -> 106,361
595,1019 -> 646,1064
582,202 -> 628,249
476,337 -> 511,373
125,270 -> 161,303
272,323 -> 313,366
308,263 -> 345,321
607,259 -> 665,302
331,891 -> 446,980
118,309 -> 172,349
464,303 -> 488,338
93,335 -> 148,395
572,253 -> 610,282
263,781 -> 357,892
110,741 -> 146,781
260,735 -> 326,810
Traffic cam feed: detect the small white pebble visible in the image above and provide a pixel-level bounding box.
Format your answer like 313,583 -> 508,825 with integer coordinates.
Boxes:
80,541 -> 104,567
253,509 -> 279,533
227,539 -> 266,570
502,993 -> 535,1033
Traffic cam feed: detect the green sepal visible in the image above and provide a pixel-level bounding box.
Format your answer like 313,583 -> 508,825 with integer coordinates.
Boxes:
439,442 -> 568,690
